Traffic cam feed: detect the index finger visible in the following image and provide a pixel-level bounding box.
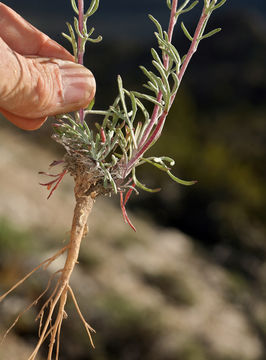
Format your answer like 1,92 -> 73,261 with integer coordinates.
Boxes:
0,3 -> 74,61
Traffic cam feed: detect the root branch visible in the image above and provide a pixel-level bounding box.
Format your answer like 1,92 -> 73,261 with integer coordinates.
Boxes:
1,174 -> 98,359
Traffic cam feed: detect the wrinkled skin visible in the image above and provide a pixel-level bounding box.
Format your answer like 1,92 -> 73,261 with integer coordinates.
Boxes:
0,3 -> 96,130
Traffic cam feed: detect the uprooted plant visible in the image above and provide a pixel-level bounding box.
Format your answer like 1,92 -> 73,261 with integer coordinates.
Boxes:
0,0 -> 226,358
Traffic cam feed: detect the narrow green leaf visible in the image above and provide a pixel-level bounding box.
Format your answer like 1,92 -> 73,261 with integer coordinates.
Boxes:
175,0 -> 190,17
154,32 -> 168,50
103,133 -> 119,158
117,76 -> 128,118
129,92 -> 137,123
169,43 -> 181,66
160,46 -> 180,69
198,16 -> 210,39
133,91 -> 163,108
86,98 -> 95,111
135,98 -> 150,122
113,152 -> 123,159
89,140 -> 96,159
65,22 -> 77,58
118,140 -> 128,163
152,60 -> 170,94
74,16 -> 84,38
61,33 -> 72,43
143,82 -> 158,94
163,31 -> 169,43
151,48 -> 164,68
141,158 -> 170,171
134,121 -> 142,142
83,120 -> 91,138
109,106 -> 126,122
85,109 -> 110,117
103,172 -> 108,188
154,76 -> 168,104
212,0 -> 227,11
166,0 -> 172,10
94,122 -> 101,131
148,14 -> 163,38
86,27 -> 95,38
170,71 -> 180,94
132,169 -> 161,193
201,27 -> 221,40
111,154 -> 118,166
167,170 -> 198,186
139,66 -> 159,88
149,71 -> 170,110
85,0 -> 99,18
163,158 -> 175,166
80,38 -> 86,54
181,54 -> 187,64
139,65 -> 152,79
117,76 -> 137,148
105,169 -> 117,193
153,156 -> 176,166
88,35 -> 103,43
180,0 -> 199,14
94,132 -> 101,153
106,129 -> 114,142
154,33 -> 181,67
116,129 -> 127,147
70,0 -> 79,14
67,116 -> 79,128
148,81 -> 159,92
181,22 -> 193,41
110,177 -> 118,194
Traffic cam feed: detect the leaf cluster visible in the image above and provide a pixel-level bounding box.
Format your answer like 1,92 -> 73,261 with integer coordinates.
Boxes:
54,0 -> 226,195
62,0 -> 102,61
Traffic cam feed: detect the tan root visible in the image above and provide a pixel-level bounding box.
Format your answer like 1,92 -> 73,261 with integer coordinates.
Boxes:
0,171 -> 101,359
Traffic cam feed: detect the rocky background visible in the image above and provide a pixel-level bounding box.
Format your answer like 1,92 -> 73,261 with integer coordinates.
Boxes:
1,1 -> 266,359
0,125 -> 263,360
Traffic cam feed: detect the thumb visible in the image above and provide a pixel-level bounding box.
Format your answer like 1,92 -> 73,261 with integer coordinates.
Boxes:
0,38 -> 95,130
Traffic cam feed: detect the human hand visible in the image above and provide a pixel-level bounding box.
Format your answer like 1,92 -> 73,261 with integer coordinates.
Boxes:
0,3 -> 96,130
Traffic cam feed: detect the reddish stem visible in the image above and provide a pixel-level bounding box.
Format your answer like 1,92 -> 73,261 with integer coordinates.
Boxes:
126,111 -> 167,176
78,0 -> 85,124
124,184 -> 136,206
178,6 -> 208,83
120,192 -> 136,232
138,0 -> 178,150
78,0 -> 84,66
126,2 -> 210,175
163,0 -> 178,68
47,170 -> 68,199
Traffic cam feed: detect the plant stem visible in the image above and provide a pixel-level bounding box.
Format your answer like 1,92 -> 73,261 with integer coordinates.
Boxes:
126,110 -> 168,176
178,6 -> 209,83
78,0 -> 84,66
138,0 -> 179,150
126,2 -> 211,174
78,0 -> 85,124
163,0 -> 178,68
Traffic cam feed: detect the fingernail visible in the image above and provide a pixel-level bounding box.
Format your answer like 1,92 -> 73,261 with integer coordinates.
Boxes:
60,62 -> 95,106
